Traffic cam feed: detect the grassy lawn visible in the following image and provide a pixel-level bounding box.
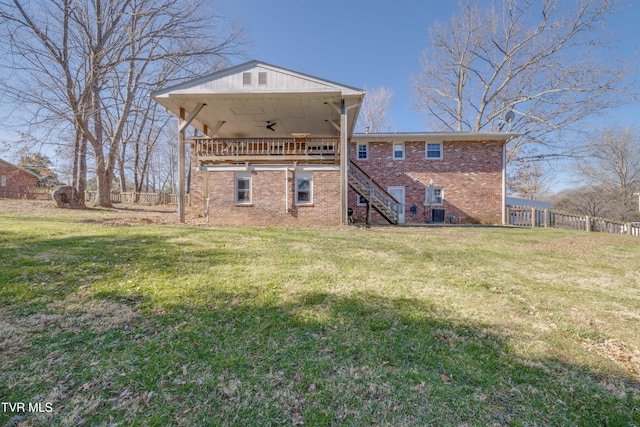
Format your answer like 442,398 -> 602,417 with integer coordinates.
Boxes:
1,203 -> 639,426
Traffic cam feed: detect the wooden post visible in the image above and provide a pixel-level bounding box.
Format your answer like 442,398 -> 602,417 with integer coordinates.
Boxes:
585,216 -> 591,232
178,107 -> 186,223
543,208 -> 549,228
505,206 -> 510,225
627,222 -> 632,236
340,100 -> 349,225
531,207 -> 536,228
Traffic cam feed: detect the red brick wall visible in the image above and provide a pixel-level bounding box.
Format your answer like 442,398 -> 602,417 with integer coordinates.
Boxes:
0,161 -> 38,193
349,140 -> 504,224
190,167 -> 341,226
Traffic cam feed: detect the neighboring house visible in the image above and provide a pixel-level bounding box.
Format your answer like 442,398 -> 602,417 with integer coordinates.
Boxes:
0,158 -> 38,198
152,61 -> 516,226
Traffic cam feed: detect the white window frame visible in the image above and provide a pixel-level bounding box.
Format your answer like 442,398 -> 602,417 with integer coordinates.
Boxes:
393,142 -> 405,160
356,194 -> 367,206
0,175 -> 6,187
426,187 -> 444,206
357,142 -> 369,160
235,172 -> 252,204
426,142 -> 443,160
295,172 -> 313,205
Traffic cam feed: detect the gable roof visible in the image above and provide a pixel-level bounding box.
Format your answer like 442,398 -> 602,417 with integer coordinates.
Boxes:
0,158 -> 39,179
153,60 -> 364,97
151,60 -> 364,138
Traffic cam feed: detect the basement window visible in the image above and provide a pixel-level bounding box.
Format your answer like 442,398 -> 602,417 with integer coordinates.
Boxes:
295,172 -> 313,205
235,172 -> 252,204
357,194 -> 367,206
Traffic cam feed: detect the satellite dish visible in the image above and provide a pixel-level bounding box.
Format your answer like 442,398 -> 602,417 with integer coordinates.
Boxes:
500,110 -> 515,131
504,110 -> 515,123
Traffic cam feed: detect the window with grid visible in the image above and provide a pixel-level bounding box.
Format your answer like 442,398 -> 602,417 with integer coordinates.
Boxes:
357,143 -> 368,160
426,187 -> 444,205
426,143 -> 442,159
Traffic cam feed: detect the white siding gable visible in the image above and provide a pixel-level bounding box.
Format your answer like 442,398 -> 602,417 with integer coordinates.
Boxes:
156,61 -> 362,97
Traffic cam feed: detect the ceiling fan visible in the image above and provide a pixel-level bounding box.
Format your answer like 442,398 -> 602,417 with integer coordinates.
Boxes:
255,121 -> 277,131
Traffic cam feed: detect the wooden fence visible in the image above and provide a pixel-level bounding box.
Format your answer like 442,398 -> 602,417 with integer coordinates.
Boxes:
0,188 -> 50,200
85,191 -> 188,206
507,205 -> 640,236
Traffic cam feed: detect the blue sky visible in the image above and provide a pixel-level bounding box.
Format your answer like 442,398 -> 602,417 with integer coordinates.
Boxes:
218,0 -> 640,132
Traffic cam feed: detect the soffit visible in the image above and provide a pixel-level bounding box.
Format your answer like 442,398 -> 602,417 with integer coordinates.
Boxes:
152,61 -> 364,138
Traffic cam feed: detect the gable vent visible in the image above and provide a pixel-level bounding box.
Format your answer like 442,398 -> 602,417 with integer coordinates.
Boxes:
258,72 -> 267,85
242,72 -> 252,85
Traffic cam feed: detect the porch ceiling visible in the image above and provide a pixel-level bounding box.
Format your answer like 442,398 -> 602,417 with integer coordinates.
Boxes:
151,61 -> 364,139
155,92 -> 358,139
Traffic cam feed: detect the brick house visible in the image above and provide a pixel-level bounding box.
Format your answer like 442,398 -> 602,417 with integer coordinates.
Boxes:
348,134 -> 507,224
0,158 -> 38,199
152,61 -> 515,226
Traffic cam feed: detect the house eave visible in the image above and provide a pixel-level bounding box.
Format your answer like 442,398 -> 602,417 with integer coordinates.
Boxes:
352,131 -> 521,143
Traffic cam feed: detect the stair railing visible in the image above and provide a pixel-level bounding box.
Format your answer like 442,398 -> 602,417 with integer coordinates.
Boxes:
348,160 -> 399,224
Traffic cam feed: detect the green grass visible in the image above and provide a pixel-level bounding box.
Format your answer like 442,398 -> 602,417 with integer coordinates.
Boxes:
1,205 -> 639,426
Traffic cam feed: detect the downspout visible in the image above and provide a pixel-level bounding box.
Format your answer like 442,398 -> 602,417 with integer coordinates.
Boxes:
285,168 -> 288,213
502,142 -> 507,225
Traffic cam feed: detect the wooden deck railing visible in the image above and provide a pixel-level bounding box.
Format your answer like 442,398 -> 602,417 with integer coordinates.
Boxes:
507,205 -> 640,236
193,137 -> 340,158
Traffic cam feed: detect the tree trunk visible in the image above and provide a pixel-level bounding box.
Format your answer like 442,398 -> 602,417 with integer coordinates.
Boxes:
93,143 -> 113,208
118,141 -> 127,193
78,135 -> 87,196
70,130 -> 87,207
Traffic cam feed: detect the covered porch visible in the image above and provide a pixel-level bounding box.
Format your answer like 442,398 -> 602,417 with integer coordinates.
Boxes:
151,60 -> 364,224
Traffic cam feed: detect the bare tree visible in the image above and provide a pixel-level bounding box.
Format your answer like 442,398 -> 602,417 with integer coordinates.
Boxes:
553,186 -> 610,218
413,0 -> 632,168
357,86 -> 394,133
0,0 -> 244,207
574,126 -> 640,220
508,154 -> 548,199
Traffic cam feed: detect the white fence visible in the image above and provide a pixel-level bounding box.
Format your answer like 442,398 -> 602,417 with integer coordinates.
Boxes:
507,206 -> 640,237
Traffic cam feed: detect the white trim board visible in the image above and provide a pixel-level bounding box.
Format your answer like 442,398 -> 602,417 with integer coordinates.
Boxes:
200,164 -> 339,172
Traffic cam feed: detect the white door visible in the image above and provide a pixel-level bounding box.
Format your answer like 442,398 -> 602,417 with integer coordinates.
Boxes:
388,186 -> 405,224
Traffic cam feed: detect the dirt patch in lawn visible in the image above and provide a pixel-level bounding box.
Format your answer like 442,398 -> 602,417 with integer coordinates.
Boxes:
0,199 -> 179,225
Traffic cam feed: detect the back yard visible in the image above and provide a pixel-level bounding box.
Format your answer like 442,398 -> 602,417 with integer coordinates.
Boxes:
1,201 -> 638,426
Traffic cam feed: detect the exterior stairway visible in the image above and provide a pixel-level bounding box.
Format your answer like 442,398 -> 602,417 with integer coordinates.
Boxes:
348,160 -> 399,225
